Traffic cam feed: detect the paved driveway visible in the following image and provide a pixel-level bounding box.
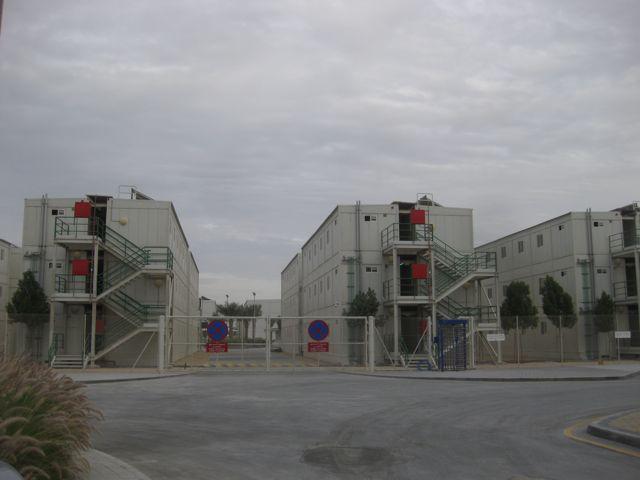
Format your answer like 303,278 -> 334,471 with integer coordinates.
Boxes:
88,371 -> 640,479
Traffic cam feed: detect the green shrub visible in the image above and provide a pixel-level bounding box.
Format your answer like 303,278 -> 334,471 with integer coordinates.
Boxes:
0,357 -> 102,479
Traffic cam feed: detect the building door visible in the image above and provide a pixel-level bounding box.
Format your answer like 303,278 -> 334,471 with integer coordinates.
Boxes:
65,305 -> 85,355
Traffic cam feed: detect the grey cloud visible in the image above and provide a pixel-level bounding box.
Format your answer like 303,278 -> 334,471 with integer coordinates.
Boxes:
1,0 -> 638,300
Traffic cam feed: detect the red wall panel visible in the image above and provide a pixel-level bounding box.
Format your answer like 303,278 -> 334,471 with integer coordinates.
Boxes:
74,201 -> 92,218
410,209 -> 426,224
72,259 -> 90,276
411,263 -> 429,279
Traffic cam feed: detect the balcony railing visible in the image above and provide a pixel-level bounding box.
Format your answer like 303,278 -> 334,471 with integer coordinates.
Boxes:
613,281 -> 637,301
54,216 -> 103,239
609,228 -> 640,253
383,278 -> 431,300
381,223 -> 433,250
55,274 -> 92,295
144,246 -> 174,270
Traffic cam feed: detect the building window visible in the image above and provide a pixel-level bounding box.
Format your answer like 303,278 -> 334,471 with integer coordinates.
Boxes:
319,280 -> 323,293
500,246 -> 507,258
593,221 -> 603,227
326,230 -> 330,243
518,241 -> 524,253
320,238 -> 323,250
365,266 -> 378,273
313,284 -> 316,296
487,287 -> 493,299
558,225 -> 564,231
561,271 -> 566,277
0,249 -> 3,261
0,285 -> 3,298
597,268 -> 607,274
326,277 -> 330,290
536,234 -> 543,247
364,215 -> 377,222
51,209 -> 65,216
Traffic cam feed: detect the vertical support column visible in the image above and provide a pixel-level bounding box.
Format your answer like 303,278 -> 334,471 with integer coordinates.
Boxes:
266,316 -> 272,371
469,316 -> 475,369
48,302 -> 55,359
49,243 -> 57,356
368,316 -> 375,372
158,315 -> 165,371
430,246 -> 436,355
635,249 -> 640,324
392,247 -> 399,362
90,240 -> 99,366
494,275 -> 502,363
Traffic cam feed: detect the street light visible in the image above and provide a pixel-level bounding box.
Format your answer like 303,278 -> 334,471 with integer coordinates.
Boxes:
225,294 -> 229,306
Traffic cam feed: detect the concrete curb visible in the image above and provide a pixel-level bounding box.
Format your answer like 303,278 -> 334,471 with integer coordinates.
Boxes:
340,370 -> 640,383
85,449 -> 151,480
74,372 -> 192,385
587,410 -> 640,450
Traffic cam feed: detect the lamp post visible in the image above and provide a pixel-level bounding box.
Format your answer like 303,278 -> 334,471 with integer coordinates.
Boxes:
225,294 -> 229,306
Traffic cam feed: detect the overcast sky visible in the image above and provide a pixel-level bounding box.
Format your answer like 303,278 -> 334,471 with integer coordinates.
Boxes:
0,0 -> 638,302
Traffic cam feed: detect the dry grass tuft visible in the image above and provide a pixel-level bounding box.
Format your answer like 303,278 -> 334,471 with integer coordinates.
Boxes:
0,357 -> 102,479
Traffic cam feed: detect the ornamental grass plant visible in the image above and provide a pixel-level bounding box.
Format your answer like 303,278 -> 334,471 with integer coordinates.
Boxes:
0,357 -> 102,479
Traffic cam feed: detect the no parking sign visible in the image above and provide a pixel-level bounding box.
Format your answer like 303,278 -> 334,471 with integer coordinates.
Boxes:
308,320 -> 329,353
207,320 -> 229,353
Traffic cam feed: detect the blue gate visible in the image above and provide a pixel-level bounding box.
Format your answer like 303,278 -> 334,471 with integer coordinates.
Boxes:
436,319 -> 467,371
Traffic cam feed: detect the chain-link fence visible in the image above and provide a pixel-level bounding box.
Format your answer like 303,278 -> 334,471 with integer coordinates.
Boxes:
496,314 -> 639,363
0,311 -> 49,362
166,316 -> 370,370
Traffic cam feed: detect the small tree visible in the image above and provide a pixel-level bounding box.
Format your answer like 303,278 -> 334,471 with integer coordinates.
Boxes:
500,281 -> 538,331
6,271 -> 49,328
344,288 -> 380,318
541,275 -> 576,328
593,291 -> 615,333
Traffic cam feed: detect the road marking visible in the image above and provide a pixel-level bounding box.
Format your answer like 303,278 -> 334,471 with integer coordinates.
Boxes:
564,418 -> 640,458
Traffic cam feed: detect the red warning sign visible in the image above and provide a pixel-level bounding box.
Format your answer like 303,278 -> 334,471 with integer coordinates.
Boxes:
308,342 -> 329,353
206,342 -> 228,353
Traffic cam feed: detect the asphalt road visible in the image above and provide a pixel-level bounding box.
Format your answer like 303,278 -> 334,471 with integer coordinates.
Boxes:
87,371 -> 640,479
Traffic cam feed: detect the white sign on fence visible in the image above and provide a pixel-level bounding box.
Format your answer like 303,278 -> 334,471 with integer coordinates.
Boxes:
486,333 -> 506,342
614,331 -> 631,339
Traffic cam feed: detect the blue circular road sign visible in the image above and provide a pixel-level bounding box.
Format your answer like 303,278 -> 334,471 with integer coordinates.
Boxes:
207,320 -> 229,341
308,320 -> 329,341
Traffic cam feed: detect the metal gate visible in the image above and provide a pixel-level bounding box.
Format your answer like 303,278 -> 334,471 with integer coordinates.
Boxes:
437,319 -> 467,371
163,315 -> 373,371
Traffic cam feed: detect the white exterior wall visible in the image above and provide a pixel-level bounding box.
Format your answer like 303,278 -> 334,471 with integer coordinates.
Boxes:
477,210 -> 623,360
282,201 -> 476,364
281,254 -> 301,318
18,194 -> 199,366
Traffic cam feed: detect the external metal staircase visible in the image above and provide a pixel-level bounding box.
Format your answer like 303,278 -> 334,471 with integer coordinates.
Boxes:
51,355 -> 84,369
53,216 -> 173,365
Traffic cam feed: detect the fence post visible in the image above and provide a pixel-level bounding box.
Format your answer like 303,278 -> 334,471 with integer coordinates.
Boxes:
559,315 -> 564,363
368,316 -> 375,372
266,316 -> 271,371
516,315 -> 520,365
158,315 -> 165,371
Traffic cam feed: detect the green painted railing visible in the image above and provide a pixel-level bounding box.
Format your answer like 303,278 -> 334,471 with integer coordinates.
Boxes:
104,290 -> 165,326
609,228 -> 640,253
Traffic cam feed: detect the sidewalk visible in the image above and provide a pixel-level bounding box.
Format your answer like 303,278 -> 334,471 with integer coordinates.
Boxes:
57,368 -> 192,384
588,410 -> 640,449
85,449 -> 150,480
346,361 -> 640,381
